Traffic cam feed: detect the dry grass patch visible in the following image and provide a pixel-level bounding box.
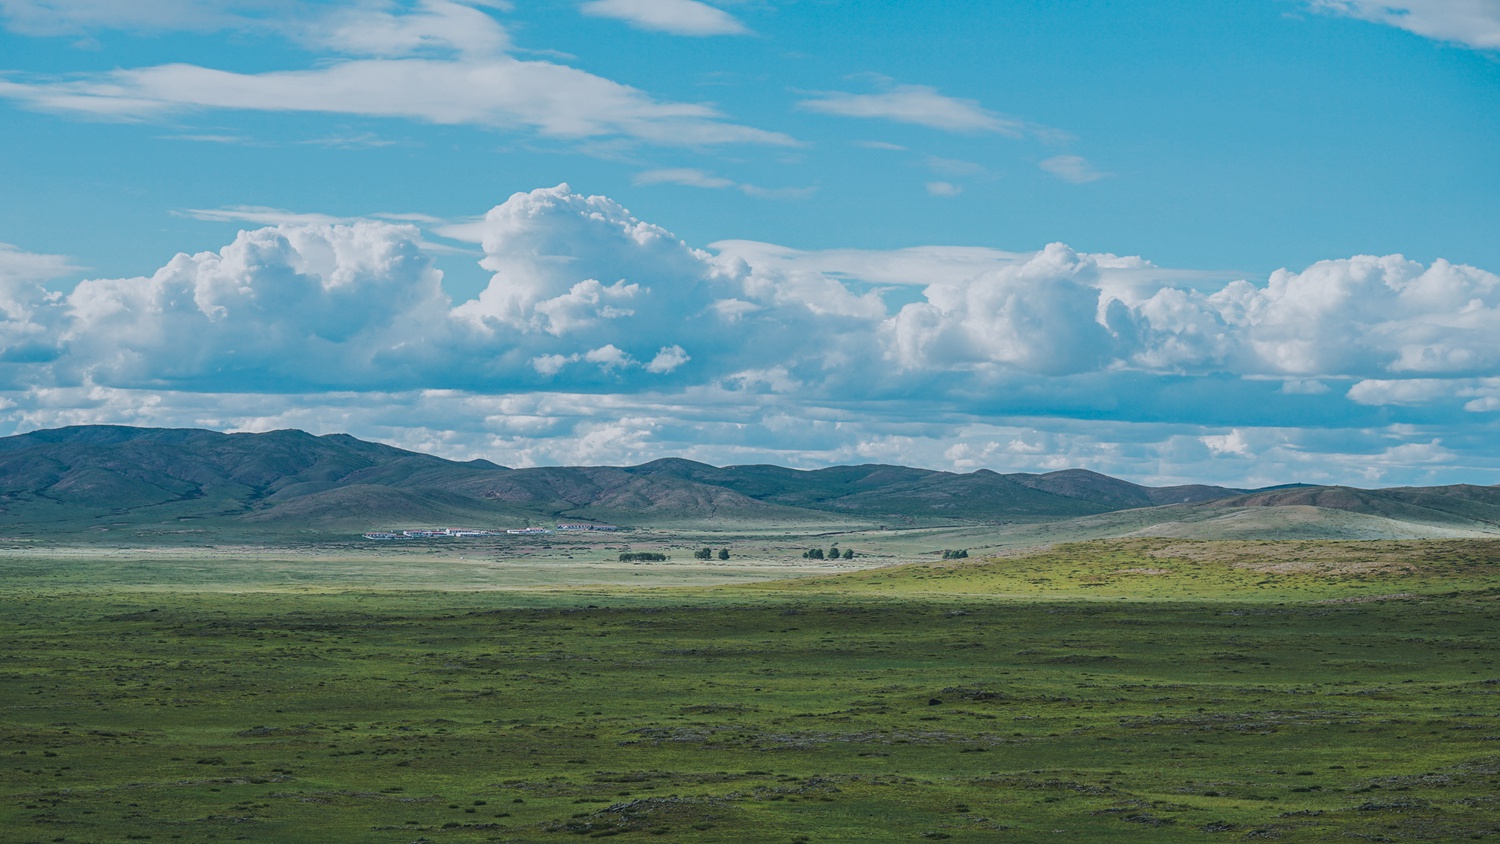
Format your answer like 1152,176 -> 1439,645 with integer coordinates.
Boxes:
1144,538 -> 1500,575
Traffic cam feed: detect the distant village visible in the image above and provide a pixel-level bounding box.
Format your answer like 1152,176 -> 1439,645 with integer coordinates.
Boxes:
362,523 -> 619,540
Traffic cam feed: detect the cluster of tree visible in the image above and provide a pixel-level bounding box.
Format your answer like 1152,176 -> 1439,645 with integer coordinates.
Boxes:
693,548 -> 731,560
803,546 -> 855,560
619,552 -> 668,562
940,549 -> 970,560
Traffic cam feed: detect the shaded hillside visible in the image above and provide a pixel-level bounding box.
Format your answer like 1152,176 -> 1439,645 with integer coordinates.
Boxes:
449,464 -> 831,527
0,427 -> 880,533
0,425 -> 1493,540
1008,468 -> 1239,509
620,460 -> 1242,521
0,426 -> 511,532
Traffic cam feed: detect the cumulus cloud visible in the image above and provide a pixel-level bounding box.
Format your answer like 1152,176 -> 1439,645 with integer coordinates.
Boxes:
11,187 -> 1500,400
1125,254 -> 1500,378
926,181 -> 963,197
646,344 -> 689,373
583,343 -> 633,369
882,244 -> 1121,375
0,1 -> 791,148
2,184 -> 1498,483
580,0 -> 749,36
709,241 -> 1029,289
59,221 -> 453,389
452,184 -> 714,337
447,185 -> 884,391
1201,428 -> 1253,457
1308,0 -> 1500,50
0,244 -> 70,367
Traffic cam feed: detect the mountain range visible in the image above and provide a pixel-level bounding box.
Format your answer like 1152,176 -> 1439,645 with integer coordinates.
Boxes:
0,425 -> 1497,540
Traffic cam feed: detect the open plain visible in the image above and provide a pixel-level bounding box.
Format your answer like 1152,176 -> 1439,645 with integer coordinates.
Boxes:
4,533 -> 1499,843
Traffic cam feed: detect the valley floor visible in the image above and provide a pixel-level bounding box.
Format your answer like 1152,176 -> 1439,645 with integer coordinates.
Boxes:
3,539 -> 1499,842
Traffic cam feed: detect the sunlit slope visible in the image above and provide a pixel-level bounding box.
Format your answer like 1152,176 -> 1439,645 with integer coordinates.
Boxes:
762,538 -> 1500,601
1223,484 -> 1500,526
963,498 -> 1500,548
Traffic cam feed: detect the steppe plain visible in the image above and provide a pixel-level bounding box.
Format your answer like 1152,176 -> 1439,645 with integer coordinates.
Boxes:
5,523 -> 1500,843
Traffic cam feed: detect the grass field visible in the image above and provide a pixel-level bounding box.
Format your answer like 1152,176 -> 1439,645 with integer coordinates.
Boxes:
3,538 -> 1500,842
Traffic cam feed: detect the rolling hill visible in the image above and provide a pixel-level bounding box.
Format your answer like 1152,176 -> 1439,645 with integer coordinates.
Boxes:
0,425 -> 1494,540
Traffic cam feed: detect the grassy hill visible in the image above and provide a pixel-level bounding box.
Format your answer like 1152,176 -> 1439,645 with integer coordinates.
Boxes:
0,424 -> 1496,541
0,426 -> 1240,538
764,536 -> 1500,602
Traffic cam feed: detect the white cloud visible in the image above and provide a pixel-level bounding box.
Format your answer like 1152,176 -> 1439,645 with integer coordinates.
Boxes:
316,0 -> 511,58
0,57 -> 793,147
58,221 -> 455,390
532,343 -> 684,377
162,133 -> 258,145
583,343 -> 634,369
1127,254 -> 1500,377
183,205 -> 480,256
531,353 -> 572,376
738,184 -> 818,200
0,242 -> 81,283
2,185 -> 1499,484
183,205 -> 356,227
797,83 -> 1026,135
0,0 -> 288,35
1347,377 -> 1469,406
633,167 -> 813,198
1201,428 -> 1253,457
647,344 -> 689,373
298,132 -> 407,149
1280,378 -> 1331,395
709,241 -> 1029,288
452,184 -> 715,336
0,1 -> 792,148
580,0 -> 748,36
882,243 -> 1119,375
1039,154 -> 1108,184
925,181 -> 962,197
634,168 -> 736,189
1308,0 -> 1500,50
0,244 -> 69,366
17,188 -> 1500,400
923,155 -> 990,178
855,140 -> 907,151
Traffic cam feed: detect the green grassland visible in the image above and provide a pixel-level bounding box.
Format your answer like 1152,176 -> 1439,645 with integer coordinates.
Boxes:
768,538 -> 1500,602
4,538 -> 1500,843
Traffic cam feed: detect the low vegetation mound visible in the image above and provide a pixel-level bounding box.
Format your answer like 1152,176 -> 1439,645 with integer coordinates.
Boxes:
766,538 -> 1500,602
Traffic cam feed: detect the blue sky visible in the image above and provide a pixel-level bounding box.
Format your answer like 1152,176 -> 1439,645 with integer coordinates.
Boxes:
0,0 -> 1498,486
